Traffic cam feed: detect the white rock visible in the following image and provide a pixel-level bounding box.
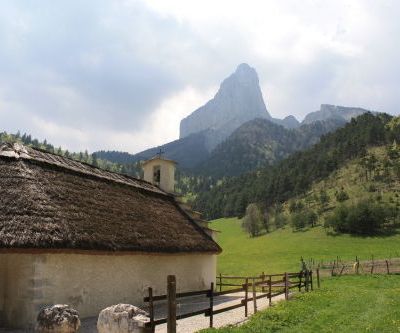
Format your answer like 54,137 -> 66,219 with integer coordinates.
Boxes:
97,304 -> 149,333
36,304 -> 80,333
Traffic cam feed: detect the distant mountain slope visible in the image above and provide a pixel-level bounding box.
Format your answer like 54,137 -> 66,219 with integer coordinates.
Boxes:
180,63 -> 272,149
272,115 -> 300,129
193,113 -> 394,219
97,116 -> 344,176
94,150 -> 138,164
196,118 -> 345,177
302,104 -> 373,125
96,131 -> 211,169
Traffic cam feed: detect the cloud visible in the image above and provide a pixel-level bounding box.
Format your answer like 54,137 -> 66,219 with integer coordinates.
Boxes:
0,0 -> 399,152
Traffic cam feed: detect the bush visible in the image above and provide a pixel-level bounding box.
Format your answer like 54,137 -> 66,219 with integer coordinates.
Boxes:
274,213 -> 288,229
288,200 -> 304,213
335,189 -> 349,202
319,190 -> 330,206
325,199 -> 393,235
290,209 -> 318,230
367,184 -> 377,192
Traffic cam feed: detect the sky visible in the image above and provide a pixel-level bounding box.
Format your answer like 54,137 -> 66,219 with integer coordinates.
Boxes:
0,0 -> 399,153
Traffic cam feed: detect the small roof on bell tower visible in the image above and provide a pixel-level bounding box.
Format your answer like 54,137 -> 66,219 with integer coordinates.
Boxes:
142,149 -> 177,166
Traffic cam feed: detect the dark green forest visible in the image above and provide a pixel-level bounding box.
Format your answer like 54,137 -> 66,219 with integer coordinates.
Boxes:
193,113 -> 398,219
196,117 -> 345,177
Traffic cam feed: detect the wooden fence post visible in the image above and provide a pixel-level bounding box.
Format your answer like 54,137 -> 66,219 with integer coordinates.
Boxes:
386,260 -> 390,274
268,275 -> 272,306
209,282 -> 214,328
339,265 -> 345,276
261,272 -> 266,292
298,271 -> 302,292
284,272 -> 289,300
252,278 -> 257,314
148,287 -> 155,333
316,267 -> 320,288
310,271 -> 313,291
244,278 -> 249,317
356,257 -> 360,275
167,275 -> 176,333
305,270 -> 309,292
219,273 -> 222,292
371,256 -> 374,274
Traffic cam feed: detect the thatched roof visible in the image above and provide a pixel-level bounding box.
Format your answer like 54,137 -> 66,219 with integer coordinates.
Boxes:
0,143 -> 221,254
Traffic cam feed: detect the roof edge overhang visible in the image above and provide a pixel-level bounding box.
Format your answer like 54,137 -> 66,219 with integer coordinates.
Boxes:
0,248 -> 221,256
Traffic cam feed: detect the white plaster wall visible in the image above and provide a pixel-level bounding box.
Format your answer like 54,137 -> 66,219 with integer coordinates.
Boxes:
0,254 -> 40,329
0,253 -> 216,329
0,255 -> 5,325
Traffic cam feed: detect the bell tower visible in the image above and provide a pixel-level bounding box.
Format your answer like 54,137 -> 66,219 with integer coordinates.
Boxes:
142,150 -> 176,193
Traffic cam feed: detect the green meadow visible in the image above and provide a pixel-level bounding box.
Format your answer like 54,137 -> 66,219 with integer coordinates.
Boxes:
211,218 -> 400,276
202,275 -> 400,333
206,218 -> 400,332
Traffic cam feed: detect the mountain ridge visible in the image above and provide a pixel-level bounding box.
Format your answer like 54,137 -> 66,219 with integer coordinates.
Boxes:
195,117 -> 346,177
302,104 -> 375,125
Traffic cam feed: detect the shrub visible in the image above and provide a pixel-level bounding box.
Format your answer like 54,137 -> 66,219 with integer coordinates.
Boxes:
291,209 -> 318,230
288,200 -> 304,213
325,199 -> 393,235
335,189 -> 349,202
274,213 -> 288,229
319,190 -> 330,206
367,184 -> 377,192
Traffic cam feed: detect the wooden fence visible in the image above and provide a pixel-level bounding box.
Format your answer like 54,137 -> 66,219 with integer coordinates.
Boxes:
304,256 -> 400,277
144,271 -> 315,333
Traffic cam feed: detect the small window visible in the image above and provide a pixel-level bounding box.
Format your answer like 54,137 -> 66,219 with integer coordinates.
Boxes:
153,165 -> 161,184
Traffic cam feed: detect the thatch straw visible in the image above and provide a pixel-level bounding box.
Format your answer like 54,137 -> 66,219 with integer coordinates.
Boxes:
0,143 -> 221,253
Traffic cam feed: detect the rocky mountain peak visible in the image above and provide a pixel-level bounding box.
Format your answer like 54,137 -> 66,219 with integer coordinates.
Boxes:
302,104 -> 373,125
234,63 -> 258,78
179,64 -> 271,148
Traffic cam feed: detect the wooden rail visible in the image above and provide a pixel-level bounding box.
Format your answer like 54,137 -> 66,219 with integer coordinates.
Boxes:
313,256 -> 400,277
144,270 -> 315,332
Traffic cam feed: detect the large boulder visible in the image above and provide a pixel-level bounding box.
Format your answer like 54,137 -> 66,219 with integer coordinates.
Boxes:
97,304 -> 149,333
36,304 -> 80,333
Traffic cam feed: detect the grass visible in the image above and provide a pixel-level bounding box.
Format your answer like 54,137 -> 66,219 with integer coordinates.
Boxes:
201,275 -> 400,333
211,218 -> 400,276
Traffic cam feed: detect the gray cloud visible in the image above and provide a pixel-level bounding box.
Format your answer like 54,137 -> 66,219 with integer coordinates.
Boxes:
0,0 -> 399,152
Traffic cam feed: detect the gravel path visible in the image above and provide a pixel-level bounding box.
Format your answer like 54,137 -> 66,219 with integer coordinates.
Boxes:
154,291 -> 286,333
79,291 -> 286,333
2,292 -> 286,333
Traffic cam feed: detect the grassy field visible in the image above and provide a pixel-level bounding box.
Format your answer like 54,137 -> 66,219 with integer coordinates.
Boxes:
211,218 -> 400,276
201,275 -> 400,333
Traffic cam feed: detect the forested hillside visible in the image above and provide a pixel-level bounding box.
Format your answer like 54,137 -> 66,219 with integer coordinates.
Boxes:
193,113 -> 397,219
196,118 -> 345,177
